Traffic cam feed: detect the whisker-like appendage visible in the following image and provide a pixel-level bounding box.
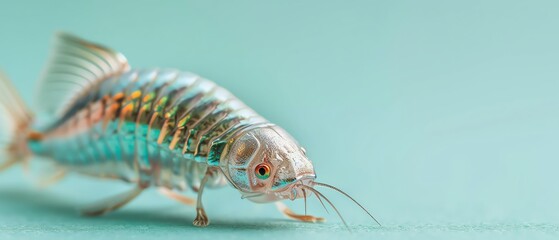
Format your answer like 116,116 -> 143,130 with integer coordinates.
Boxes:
314,191 -> 330,214
296,183 -> 328,214
301,185 -> 350,231
313,182 -> 381,226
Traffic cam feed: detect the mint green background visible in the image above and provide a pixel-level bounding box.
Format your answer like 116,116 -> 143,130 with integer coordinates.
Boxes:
1,1 -> 559,239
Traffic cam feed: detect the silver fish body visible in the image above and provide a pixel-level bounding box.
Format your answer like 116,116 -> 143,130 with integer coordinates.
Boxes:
30,68 -> 269,191
0,33 -> 379,228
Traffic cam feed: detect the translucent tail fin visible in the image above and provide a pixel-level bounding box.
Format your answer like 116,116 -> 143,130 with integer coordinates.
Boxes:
0,71 -> 33,171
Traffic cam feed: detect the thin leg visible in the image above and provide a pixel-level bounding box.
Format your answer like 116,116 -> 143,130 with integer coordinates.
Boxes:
0,158 -> 18,172
193,169 -> 211,227
21,158 -> 30,174
81,186 -> 144,216
158,187 -> 196,206
38,169 -> 66,188
275,202 -> 325,223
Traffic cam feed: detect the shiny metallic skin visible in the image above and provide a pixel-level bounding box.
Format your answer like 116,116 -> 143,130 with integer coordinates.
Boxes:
1,33 -> 379,228
29,69 -> 270,191
219,125 -> 316,202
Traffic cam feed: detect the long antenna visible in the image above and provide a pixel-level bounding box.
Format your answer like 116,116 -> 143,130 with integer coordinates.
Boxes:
314,190 -> 330,214
301,185 -> 350,231
313,182 -> 381,226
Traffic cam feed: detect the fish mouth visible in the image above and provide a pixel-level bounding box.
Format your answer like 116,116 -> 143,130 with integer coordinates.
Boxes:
278,175 -> 317,200
240,175 -> 316,202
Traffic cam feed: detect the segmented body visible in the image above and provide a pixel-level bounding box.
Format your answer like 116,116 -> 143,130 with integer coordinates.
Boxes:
29,69 -> 269,190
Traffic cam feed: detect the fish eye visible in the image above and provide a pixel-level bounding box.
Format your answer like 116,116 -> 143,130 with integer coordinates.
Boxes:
255,163 -> 271,180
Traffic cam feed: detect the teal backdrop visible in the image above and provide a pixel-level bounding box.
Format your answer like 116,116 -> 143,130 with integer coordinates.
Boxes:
1,1 -> 558,239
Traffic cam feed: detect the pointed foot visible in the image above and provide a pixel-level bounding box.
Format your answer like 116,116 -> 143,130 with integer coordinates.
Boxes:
276,202 -> 325,223
192,208 -> 210,227
292,214 -> 326,223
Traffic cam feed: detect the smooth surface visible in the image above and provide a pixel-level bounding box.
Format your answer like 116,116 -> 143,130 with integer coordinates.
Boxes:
1,1 -> 559,239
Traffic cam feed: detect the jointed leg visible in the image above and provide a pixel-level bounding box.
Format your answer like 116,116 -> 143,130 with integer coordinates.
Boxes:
81,186 -> 144,216
193,169 -> 211,227
158,187 -> 196,206
38,169 -> 66,188
275,202 -> 325,223
0,158 -> 18,172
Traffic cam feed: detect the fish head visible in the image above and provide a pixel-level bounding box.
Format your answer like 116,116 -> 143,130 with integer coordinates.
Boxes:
221,125 -> 316,203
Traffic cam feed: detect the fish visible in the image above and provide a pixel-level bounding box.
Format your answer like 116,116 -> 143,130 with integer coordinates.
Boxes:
0,33 -> 379,228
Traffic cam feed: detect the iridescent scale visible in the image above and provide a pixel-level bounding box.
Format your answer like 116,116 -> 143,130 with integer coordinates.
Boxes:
30,69 -> 268,190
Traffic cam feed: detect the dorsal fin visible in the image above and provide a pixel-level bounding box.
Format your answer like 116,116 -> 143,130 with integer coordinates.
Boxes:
35,32 -> 130,118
